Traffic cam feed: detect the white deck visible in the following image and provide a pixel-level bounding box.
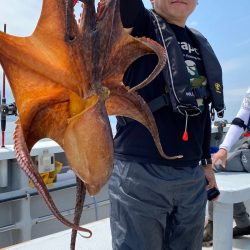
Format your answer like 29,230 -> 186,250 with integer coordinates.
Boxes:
5,218 -> 112,250
2,126 -> 250,249
212,172 -> 250,250
3,170 -> 250,250
4,217 -> 250,250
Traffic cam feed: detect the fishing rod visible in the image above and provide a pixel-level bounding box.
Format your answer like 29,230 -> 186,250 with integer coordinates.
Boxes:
0,24 -> 7,148
0,24 -> 17,148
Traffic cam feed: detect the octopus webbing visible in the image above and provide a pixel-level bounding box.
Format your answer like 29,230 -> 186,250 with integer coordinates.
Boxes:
0,0 -> 181,248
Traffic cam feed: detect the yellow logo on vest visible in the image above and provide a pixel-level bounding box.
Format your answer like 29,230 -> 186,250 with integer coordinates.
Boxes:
214,82 -> 222,93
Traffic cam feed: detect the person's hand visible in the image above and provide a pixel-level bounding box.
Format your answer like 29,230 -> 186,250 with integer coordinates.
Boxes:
204,164 -> 219,201
212,148 -> 228,170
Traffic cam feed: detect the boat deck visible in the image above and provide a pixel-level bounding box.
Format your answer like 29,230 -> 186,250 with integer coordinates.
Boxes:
4,218 -> 250,250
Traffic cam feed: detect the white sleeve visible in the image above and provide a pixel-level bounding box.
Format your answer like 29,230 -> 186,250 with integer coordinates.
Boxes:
220,88 -> 250,151
241,87 -> 250,111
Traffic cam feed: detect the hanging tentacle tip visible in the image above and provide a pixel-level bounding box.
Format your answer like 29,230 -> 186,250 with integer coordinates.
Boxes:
176,154 -> 183,159
78,229 -> 92,238
164,154 -> 183,160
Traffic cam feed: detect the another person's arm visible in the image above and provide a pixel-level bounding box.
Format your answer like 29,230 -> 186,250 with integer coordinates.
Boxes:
213,88 -> 250,168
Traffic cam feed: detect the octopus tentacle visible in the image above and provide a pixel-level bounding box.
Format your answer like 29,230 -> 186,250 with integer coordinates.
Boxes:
13,121 -> 92,237
129,37 -> 167,92
81,0 -> 96,32
105,85 -> 182,159
65,0 -> 77,41
97,0 -> 106,19
101,36 -> 167,91
70,177 -> 86,250
0,1 -> 180,245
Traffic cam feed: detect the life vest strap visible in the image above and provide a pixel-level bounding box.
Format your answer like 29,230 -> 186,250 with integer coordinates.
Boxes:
117,94 -> 170,126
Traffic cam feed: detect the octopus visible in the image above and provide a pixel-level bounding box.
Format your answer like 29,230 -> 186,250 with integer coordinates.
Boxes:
0,0 -> 181,248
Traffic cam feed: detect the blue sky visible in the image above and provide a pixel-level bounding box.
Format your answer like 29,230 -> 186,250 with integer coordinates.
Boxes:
0,0 -> 250,123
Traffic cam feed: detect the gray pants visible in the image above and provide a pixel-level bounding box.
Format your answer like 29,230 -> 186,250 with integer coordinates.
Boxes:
208,202 -> 250,228
109,160 -> 207,250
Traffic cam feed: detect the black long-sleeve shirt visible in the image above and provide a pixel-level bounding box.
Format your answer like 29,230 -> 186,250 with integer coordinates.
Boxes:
114,0 -> 211,167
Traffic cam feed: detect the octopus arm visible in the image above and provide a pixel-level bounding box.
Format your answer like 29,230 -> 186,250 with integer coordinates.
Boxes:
96,0 -> 166,91
0,57 -> 71,137
24,102 -> 70,151
102,36 -> 166,92
13,121 -> 92,236
105,85 -> 182,159
0,0 -> 89,96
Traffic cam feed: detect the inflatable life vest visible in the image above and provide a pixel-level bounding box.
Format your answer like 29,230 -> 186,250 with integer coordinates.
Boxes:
149,10 -> 225,118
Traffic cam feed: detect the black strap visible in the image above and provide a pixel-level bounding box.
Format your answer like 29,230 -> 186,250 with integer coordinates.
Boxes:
232,117 -> 247,130
118,94 -> 170,126
149,94 -> 170,112
248,116 -> 250,131
118,86 -> 210,126
201,158 -> 212,165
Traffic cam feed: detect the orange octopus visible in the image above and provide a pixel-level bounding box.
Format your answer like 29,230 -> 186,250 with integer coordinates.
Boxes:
0,0 -> 181,248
